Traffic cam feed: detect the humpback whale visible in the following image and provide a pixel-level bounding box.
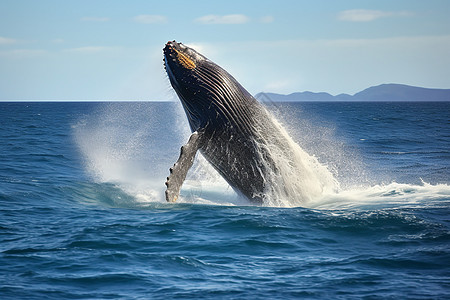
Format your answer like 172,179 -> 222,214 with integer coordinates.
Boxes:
163,41 -> 336,205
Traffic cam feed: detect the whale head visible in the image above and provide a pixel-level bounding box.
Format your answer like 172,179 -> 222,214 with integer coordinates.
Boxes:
163,40 -> 254,132
163,41 -> 209,131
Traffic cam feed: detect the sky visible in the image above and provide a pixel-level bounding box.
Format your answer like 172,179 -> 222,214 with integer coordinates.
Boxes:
1,0 -> 450,100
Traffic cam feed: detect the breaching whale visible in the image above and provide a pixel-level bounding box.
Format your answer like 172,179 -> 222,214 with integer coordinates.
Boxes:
163,41 -> 336,205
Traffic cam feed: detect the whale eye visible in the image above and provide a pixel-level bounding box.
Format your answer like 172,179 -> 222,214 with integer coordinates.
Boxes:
174,49 -> 196,70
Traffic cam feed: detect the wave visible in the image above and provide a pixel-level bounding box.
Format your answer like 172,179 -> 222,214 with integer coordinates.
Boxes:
72,174 -> 450,212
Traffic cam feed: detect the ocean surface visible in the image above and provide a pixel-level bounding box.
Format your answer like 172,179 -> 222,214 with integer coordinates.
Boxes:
1,101 -> 449,299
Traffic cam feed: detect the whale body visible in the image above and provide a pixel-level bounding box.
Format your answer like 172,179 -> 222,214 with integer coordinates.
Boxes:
163,41 -> 336,205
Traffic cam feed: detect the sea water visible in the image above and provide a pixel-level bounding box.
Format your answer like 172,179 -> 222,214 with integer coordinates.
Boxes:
0,101 -> 449,299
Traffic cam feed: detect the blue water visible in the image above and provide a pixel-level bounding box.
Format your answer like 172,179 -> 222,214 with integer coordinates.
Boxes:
1,101 -> 449,299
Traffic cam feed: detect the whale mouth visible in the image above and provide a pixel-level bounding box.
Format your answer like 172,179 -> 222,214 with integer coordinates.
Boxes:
163,41 -> 203,131
163,41 -> 197,71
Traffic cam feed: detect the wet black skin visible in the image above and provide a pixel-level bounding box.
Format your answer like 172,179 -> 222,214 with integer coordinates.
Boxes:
163,41 -> 269,203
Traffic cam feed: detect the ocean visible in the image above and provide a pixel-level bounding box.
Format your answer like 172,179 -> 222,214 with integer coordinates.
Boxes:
0,101 -> 449,299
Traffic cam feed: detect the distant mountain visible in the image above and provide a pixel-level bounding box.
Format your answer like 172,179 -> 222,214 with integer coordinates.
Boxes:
255,84 -> 450,102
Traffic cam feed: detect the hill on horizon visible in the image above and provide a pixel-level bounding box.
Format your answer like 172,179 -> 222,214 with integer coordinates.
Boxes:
255,84 -> 450,102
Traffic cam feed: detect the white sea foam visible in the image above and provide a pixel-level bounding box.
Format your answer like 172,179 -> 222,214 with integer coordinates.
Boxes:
307,181 -> 450,210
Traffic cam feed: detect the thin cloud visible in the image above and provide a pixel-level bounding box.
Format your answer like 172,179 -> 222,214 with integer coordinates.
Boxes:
195,14 -> 250,24
0,49 -> 47,57
64,46 -> 113,54
259,16 -> 275,24
337,9 -> 413,22
81,17 -> 110,22
0,36 -> 18,45
133,15 -> 167,24
263,79 -> 295,93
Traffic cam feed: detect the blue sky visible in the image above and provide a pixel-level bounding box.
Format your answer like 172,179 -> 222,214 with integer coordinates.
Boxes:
1,0 -> 449,100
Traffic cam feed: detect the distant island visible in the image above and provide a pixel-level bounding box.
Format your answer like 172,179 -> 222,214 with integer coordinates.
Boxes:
255,84 -> 450,102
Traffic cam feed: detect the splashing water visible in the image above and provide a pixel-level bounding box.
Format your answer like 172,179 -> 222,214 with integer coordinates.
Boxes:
74,102 -> 450,209
73,102 -> 182,203
250,107 -> 339,207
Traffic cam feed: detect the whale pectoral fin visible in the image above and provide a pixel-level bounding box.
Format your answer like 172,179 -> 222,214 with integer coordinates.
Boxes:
165,131 -> 202,202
